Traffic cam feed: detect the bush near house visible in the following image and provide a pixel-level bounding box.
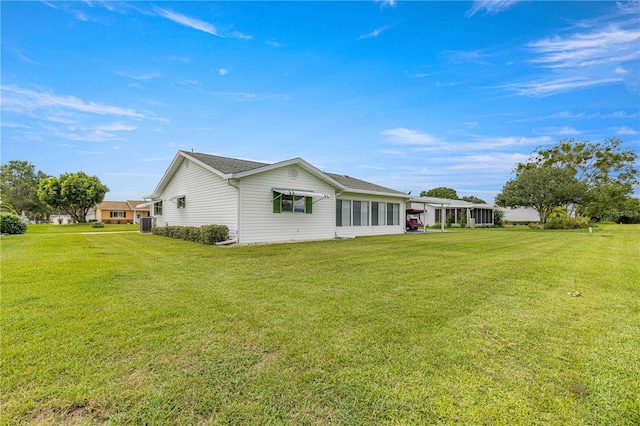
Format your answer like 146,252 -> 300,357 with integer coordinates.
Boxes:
91,221 -> 105,228
0,213 -> 27,234
547,216 -> 592,229
152,224 -> 229,245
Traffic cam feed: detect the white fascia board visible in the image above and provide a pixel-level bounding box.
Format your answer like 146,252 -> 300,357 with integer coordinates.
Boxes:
149,151 -> 184,198
409,196 -> 473,207
179,151 -> 229,179
340,189 -> 411,200
151,151 -> 232,198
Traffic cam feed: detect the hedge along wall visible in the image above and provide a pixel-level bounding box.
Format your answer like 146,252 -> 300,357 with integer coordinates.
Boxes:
151,224 -> 229,245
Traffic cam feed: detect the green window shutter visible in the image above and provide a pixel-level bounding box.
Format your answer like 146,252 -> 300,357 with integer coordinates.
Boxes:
305,196 -> 312,214
273,192 -> 281,213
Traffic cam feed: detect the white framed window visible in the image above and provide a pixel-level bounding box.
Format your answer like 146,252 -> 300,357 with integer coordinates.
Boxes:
336,199 -> 351,226
371,202 -> 386,226
273,192 -> 312,214
110,211 -> 125,218
387,203 -> 400,226
154,201 -> 163,215
177,196 -> 186,208
353,201 -> 369,226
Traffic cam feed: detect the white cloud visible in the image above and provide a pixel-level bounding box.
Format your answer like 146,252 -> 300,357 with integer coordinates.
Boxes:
375,0 -> 397,9
73,10 -> 89,22
447,153 -> 530,172
535,126 -> 581,136
116,70 -> 161,81
381,128 -> 446,148
219,68 -> 228,76
528,27 -> 640,69
357,25 -> 392,40
266,39 -> 283,48
230,31 -> 252,40
500,75 -> 621,97
210,91 -> 291,102
94,122 -> 137,132
154,7 -> 251,40
445,50 -> 488,64
376,149 -> 406,157
1,122 -> 30,129
613,126 -> 638,135
380,128 -> 548,152
0,85 -> 147,118
466,0 -> 520,17
175,79 -> 199,87
505,4 -> 640,97
155,6 -> 221,37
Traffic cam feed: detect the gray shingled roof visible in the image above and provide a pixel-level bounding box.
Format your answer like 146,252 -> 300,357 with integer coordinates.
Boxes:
183,151 -> 406,196
185,151 -> 268,174
326,173 -> 406,195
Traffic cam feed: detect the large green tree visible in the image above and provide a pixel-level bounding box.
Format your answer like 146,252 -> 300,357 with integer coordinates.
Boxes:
0,160 -> 50,222
460,195 -> 487,204
38,172 -> 109,223
496,165 -> 587,229
521,138 -> 638,219
420,187 -> 459,199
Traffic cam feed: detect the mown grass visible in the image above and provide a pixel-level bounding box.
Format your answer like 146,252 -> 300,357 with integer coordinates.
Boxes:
25,223 -> 140,234
2,225 -> 639,424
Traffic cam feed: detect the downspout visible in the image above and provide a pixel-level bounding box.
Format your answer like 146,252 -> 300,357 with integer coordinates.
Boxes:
334,191 -> 342,237
226,178 -> 241,243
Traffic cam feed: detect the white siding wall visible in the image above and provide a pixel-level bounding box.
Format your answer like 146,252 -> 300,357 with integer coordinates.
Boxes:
238,166 -> 336,244
336,193 -> 406,238
154,159 -> 238,236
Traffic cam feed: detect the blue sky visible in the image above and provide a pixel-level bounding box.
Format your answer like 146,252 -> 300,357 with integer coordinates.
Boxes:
2,1 -> 639,202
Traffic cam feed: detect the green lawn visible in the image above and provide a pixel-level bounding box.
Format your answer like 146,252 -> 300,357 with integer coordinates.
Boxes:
2,225 -> 639,425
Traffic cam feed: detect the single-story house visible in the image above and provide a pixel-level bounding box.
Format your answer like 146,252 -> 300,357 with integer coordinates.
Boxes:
142,150 -> 411,244
49,214 -> 73,225
495,205 -> 539,224
407,197 -> 498,230
94,200 -> 150,224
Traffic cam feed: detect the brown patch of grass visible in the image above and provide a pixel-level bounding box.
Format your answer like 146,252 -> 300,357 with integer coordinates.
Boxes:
569,382 -> 589,400
252,351 -> 278,372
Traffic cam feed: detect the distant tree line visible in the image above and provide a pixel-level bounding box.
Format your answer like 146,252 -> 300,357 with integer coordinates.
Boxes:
0,160 -> 109,224
419,187 -> 487,204
496,138 -> 639,229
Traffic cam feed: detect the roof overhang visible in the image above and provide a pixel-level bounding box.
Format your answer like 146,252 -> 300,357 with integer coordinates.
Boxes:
273,189 -> 331,199
136,200 -> 162,208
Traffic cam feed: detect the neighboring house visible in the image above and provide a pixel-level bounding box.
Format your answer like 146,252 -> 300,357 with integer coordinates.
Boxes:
49,214 -> 73,225
142,150 -> 410,244
407,197 -> 498,229
94,200 -> 150,224
495,205 -> 540,224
